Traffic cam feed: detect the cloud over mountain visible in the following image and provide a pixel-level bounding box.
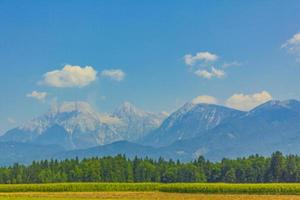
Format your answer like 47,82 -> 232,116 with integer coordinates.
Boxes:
225,91 -> 272,111
26,91 -> 48,101
192,95 -> 218,105
42,65 -> 97,88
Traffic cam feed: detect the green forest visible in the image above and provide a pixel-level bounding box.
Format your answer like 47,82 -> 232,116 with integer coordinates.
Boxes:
0,151 -> 299,184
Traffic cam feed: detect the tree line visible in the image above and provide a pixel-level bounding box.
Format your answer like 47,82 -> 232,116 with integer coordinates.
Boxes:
0,151 -> 299,184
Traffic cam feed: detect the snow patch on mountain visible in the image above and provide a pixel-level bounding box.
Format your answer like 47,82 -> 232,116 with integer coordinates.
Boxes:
2,101 -> 166,150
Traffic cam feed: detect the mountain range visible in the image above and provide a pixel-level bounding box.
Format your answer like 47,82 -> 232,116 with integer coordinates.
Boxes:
1,99 -> 300,165
1,101 -> 166,150
141,102 -> 244,147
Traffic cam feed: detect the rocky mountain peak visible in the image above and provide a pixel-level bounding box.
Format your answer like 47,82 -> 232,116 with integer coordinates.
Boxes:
113,102 -> 148,118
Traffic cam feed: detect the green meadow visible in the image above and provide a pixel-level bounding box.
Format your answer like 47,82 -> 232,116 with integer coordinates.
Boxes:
0,183 -> 300,195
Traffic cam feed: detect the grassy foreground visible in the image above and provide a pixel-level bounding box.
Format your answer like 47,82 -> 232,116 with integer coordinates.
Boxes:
1,192 -> 300,200
0,183 -> 300,195
160,183 -> 300,195
0,183 -> 160,193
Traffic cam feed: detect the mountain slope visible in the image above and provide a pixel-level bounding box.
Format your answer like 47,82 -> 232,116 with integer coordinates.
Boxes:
141,102 -> 244,147
55,140 -> 161,160
0,142 -> 64,166
3,99 -> 300,164
1,101 -> 165,150
112,102 -> 167,141
162,100 -> 300,161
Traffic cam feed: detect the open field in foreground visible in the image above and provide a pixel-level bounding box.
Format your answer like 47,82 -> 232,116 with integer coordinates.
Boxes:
2,183 -> 300,195
1,192 -> 300,200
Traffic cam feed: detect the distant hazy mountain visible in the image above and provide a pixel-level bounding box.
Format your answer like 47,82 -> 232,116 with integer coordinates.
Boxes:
0,142 -> 64,166
56,100 -> 300,162
160,99 -> 300,161
141,102 -> 244,147
1,101 -> 165,150
55,140 -> 161,160
112,102 -> 168,141
2,99 -> 300,165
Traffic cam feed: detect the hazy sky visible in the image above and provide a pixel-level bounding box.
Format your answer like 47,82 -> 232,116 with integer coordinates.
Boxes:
1,0 -> 300,132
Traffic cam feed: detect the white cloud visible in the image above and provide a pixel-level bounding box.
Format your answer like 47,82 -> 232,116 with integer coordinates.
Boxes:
192,95 -> 218,105
101,69 -> 125,81
194,67 -> 225,79
282,33 -> 300,49
184,51 -> 242,80
282,33 -> 300,61
26,91 -> 48,101
211,67 -> 225,77
225,91 -> 272,111
195,69 -> 213,79
42,65 -> 97,88
184,51 -> 218,65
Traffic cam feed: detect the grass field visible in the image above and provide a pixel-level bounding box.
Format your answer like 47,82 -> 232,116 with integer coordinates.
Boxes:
0,183 -> 300,199
160,183 -> 300,194
0,192 -> 300,200
1,183 -> 300,195
0,183 -> 160,193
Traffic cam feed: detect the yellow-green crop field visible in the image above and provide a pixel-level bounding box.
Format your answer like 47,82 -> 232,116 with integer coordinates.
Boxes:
1,183 -> 300,195
0,183 -> 300,199
0,192 -> 300,200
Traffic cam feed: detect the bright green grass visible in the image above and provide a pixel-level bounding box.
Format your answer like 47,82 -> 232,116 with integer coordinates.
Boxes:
1,183 -> 300,195
159,183 -> 300,195
0,183 -> 160,193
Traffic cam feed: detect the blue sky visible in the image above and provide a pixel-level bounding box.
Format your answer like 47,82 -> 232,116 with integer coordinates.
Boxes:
1,0 -> 300,133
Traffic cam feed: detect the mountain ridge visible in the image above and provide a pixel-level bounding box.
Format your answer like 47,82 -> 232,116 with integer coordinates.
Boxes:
2,99 -> 300,165
141,102 -> 245,147
0,101 -> 166,150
